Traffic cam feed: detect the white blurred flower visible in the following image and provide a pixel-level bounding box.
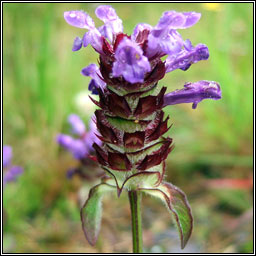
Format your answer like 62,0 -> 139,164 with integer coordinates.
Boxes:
74,90 -> 97,114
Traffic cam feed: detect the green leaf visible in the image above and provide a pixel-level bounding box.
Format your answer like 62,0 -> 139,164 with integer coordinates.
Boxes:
80,183 -> 116,246
140,182 -> 193,249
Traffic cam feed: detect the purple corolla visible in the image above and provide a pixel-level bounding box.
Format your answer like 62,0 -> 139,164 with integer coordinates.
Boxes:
164,80 -> 222,109
57,114 -> 101,160
64,5 -> 220,107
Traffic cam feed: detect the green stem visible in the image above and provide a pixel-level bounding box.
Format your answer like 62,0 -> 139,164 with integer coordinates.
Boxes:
128,190 -> 143,253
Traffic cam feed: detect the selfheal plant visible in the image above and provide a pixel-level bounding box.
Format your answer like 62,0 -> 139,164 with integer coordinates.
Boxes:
64,5 -> 221,253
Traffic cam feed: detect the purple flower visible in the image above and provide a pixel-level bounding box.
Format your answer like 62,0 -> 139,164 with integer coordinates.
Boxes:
3,145 -> 23,188
64,10 -> 95,29
95,5 -> 123,43
155,11 -> 201,30
68,114 -> 86,136
64,7 -> 210,85
81,64 -> 106,94
66,168 -> 77,179
163,80 -> 222,109
95,5 -> 120,23
88,80 -> 99,95
64,10 -> 103,53
82,29 -> 103,53
64,7 -> 122,53
131,23 -> 152,42
72,37 -> 83,51
147,28 -> 183,58
3,166 -> 23,187
57,134 -> 89,159
3,145 -> 12,168
165,41 -> 209,73
84,117 -> 101,152
112,37 -> 151,84
57,115 -> 101,160
146,11 -> 201,57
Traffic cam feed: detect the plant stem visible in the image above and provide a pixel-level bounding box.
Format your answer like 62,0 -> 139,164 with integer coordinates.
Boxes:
128,190 -> 143,253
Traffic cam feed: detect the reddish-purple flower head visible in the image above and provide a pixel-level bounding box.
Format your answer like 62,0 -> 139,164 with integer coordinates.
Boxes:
64,5 -> 221,107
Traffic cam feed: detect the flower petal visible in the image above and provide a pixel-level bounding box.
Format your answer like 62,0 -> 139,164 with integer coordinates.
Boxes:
98,25 -> 114,42
3,166 -> 23,187
68,114 -> 86,136
163,80 -> 222,109
181,12 -> 201,29
72,37 -> 83,51
157,11 -> 186,29
95,5 -> 123,42
146,10 -> 201,57
57,134 -> 74,148
88,79 -> 100,95
81,64 -> 106,93
112,37 -> 151,84
95,5 -> 123,33
95,5 -> 119,22
147,26 -> 184,57
85,117 -> 102,152
57,134 -> 88,159
3,145 -> 12,168
165,43 -> 209,73
64,10 -> 95,29
82,29 -> 103,53
157,11 -> 201,29
131,23 -> 152,42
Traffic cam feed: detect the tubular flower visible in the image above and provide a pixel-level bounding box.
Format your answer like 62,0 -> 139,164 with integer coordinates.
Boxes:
164,80 -> 221,109
165,40 -> 209,73
57,114 -> 103,179
57,114 -> 101,160
64,5 -> 221,249
112,37 -> 151,83
81,64 -> 106,95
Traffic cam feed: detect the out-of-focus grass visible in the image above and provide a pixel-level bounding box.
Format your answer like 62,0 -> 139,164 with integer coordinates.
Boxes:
3,3 -> 253,253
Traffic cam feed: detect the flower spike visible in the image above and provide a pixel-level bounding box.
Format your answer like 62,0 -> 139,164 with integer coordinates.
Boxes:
64,5 -> 221,252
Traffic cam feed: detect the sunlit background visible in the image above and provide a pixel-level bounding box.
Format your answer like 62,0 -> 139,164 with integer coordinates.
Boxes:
3,2 -> 253,253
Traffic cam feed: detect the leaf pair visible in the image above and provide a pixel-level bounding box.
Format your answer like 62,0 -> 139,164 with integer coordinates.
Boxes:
81,181 -> 193,249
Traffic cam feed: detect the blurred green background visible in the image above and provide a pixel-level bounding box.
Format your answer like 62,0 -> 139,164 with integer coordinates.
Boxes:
3,2 -> 253,253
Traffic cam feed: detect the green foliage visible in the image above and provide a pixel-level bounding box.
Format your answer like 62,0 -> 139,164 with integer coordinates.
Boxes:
3,167 -> 45,229
213,189 -> 252,214
81,183 -> 116,245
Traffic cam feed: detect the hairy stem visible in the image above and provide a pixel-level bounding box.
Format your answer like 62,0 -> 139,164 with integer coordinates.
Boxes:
128,190 -> 143,253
